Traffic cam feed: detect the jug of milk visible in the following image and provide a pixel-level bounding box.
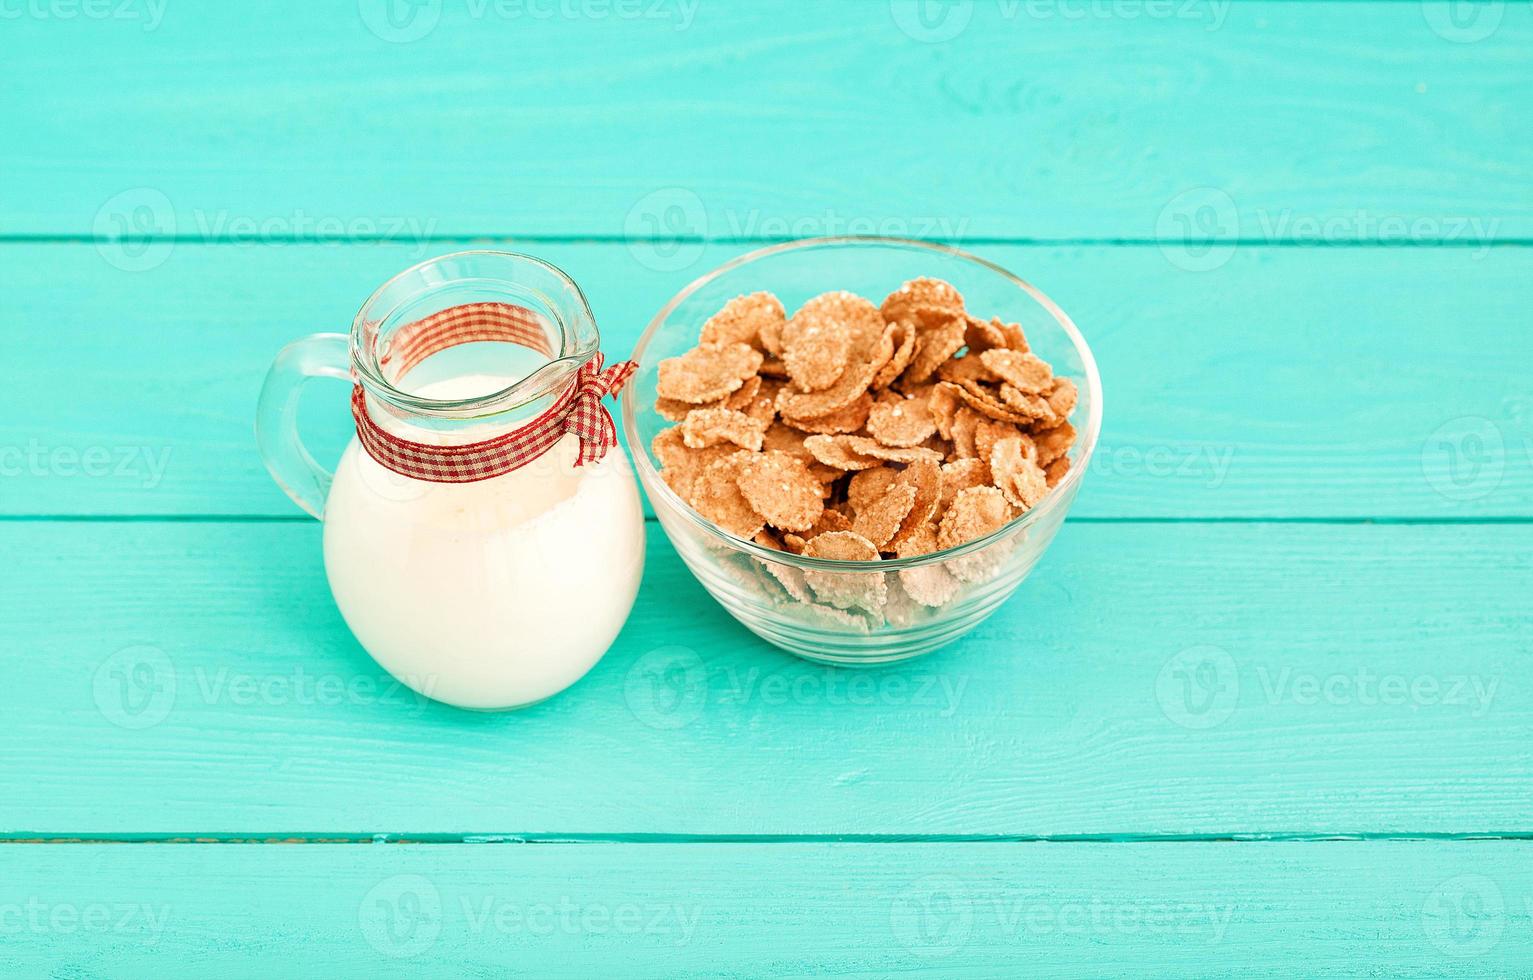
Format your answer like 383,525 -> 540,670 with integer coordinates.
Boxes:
256,251 -> 645,710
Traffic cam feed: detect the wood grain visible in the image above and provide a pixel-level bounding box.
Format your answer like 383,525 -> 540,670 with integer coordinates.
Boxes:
3,841 -> 1529,976
0,3 -> 1526,239
3,519 -> 1528,837
2,242 -> 1529,518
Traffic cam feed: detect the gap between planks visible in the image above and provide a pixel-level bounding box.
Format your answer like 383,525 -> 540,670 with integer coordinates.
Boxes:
1,235 -> 1532,249
6,832 -> 1533,845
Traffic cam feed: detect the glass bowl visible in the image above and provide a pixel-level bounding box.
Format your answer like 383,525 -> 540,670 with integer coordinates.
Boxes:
620,237 -> 1102,664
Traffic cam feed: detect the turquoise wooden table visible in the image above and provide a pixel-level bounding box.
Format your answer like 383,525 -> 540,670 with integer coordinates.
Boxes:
3,2 -> 1530,975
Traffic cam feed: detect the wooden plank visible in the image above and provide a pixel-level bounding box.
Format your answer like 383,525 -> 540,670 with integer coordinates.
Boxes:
3,242 -> 1530,518
2,519 -> 1528,837
1,3 -> 1527,240
2,841 -> 1530,976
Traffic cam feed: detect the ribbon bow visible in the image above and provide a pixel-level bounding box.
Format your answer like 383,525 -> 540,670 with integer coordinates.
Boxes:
563,353 -> 637,467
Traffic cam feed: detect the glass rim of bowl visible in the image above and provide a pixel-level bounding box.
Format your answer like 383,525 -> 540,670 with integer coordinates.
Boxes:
620,235 -> 1103,572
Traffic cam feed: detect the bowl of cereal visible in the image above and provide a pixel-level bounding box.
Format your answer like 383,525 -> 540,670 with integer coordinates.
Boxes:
620,237 -> 1101,664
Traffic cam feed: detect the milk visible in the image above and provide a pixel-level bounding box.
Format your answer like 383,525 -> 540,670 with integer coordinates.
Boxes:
321,374 -> 646,710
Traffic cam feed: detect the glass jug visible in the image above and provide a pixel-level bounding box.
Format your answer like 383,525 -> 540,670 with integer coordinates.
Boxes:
256,251 -> 645,710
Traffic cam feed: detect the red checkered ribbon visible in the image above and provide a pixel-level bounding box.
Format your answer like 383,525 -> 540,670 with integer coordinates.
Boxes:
351,302 -> 635,483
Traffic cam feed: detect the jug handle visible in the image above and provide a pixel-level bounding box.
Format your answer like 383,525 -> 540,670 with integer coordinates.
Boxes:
255,333 -> 350,520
